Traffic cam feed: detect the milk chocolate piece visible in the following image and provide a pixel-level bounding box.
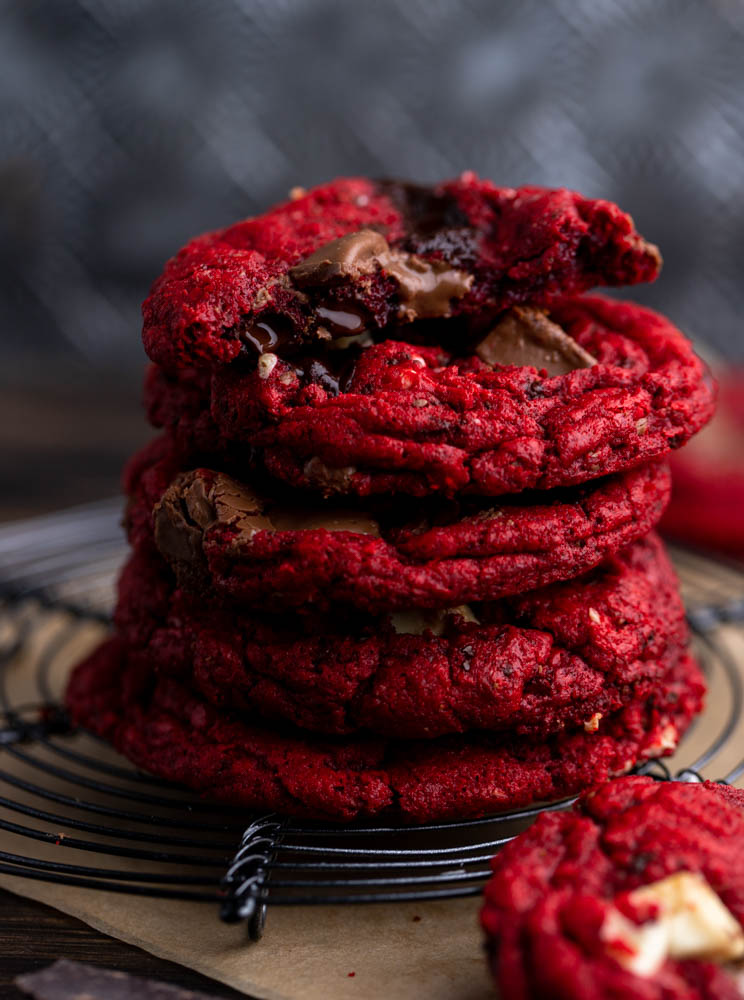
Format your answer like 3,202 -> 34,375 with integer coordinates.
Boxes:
16,959 -> 225,1000
271,509 -> 380,535
154,469 -> 380,566
289,229 -> 388,285
289,229 -> 473,322
384,253 -> 474,322
315,303 -> 367,335
476,307 -> 597,375
152,471 -> 217,564
154,470 -> 271,563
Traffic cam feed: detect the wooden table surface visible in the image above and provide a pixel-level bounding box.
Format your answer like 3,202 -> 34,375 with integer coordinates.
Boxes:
0,894 -> 246,998
0,377 -> 252,997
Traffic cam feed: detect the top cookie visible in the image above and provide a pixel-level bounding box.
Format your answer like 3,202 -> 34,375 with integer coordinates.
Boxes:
482,775 -> 744,1000
142,174 -> 661,370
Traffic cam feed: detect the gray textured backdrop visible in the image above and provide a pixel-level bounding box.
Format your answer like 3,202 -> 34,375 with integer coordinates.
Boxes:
3,0 -> 744,377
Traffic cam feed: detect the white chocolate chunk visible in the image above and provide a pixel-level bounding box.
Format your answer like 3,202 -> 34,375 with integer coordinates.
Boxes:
584,712 -> 602,733
601,871 -> 744,977
257,352 -> 279,379
646,723 -> 680,756
601,907 -> 669,977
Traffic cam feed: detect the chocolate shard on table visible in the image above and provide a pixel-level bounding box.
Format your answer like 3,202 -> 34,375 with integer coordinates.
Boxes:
16,959 -> 226,1000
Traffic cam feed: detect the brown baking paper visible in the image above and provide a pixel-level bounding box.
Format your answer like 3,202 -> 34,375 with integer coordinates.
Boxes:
0,596 -> 741,1000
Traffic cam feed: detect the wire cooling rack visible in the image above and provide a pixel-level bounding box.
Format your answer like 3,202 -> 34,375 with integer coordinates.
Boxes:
0,501 -> 743,940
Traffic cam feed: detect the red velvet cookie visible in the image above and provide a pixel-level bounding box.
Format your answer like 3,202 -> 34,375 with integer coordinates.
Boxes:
115,535 -> 688,740
145,296 -> 714,499
134,447 -> 671,613
65,640 -> 702,822
482,775 -> 744,1000
142,175 -> 660,371
661,369 -> 744,558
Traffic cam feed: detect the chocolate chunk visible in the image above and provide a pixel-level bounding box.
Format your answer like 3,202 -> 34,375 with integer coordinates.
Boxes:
271,508 -> 379,535
289,230 -> 389,286
154,469 -> 380,566
210,474 -> 271,533
302,457 -> 358,495
292,350 -> 359,396
16,959 -> 225,1000
475,307 -> 597,376
383,253 -> 473,322
315,302 -> 367,335
152,470 -> 217,564
290,228 -> 473,324
246,214 -> 474,362
241,309 -> 304,355
154,470 -> 272,563
390,604 -> 479,636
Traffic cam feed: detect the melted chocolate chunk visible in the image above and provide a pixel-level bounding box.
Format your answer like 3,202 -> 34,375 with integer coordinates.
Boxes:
297,357 -> 343,395
241,312 -> 296,353
241,186 -> 479,364
316,302 -> 367,335
384,253 -> 473,321
289,228 -> 473,324
475,307 -> 597,376
293,347 -> 358,396
154,469 -> 380,566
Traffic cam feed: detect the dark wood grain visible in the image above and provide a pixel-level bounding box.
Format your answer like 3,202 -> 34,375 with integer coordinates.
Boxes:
0,891 -> 248,999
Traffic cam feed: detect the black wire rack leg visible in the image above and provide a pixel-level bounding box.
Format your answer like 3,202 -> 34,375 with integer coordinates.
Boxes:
220,816 -> 286,939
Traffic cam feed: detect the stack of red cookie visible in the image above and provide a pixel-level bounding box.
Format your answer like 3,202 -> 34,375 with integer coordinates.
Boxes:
66,176 -> 715,822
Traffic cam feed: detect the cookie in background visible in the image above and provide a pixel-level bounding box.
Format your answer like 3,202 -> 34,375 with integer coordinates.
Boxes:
661,369 -> 744,560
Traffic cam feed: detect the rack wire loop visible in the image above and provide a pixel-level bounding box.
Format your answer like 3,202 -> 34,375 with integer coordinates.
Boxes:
220,816 -> 286,937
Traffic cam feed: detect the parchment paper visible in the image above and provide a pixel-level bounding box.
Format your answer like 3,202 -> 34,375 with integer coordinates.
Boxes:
0,606 -> 740,1000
